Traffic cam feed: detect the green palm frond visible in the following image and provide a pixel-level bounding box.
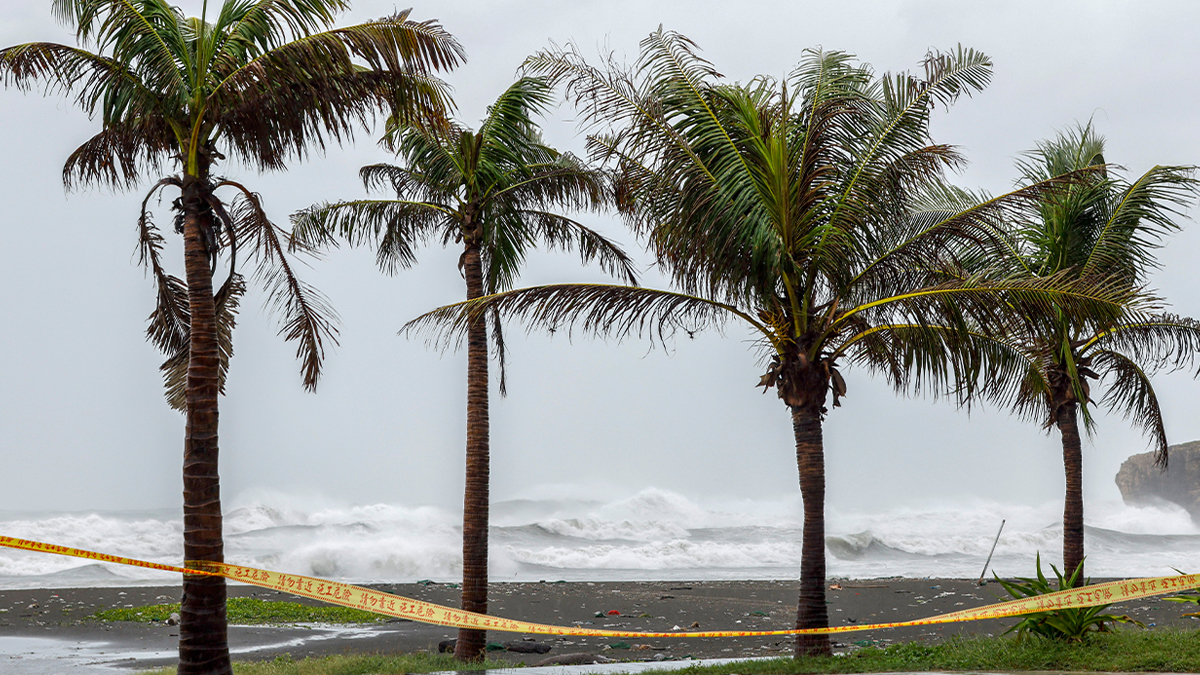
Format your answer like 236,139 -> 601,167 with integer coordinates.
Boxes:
839,322 -> 1049,419
403,283 -> 765,353
1082,314 -> 1200,372
834,46 -> 990,217
1092,349 -> 1169,467
477,76 -> 554,150
51,0 -> 190,99
1078,164 -> 1200,281
62,117 -> 173,189
290,198 -> 447,273
517,210 -> 638,285
837,271 -> 1141,344
209,0 -> 350,71
0,41 -> 164,131
210,10 -> 461,99
848,170 -> 1099,304
213,16 -> 460,171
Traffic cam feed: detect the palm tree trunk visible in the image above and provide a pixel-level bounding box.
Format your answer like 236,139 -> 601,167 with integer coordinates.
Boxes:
455,238 -> 490,662
178,179 -> 232,675
1057,401 -> 1084,585
792,403 -> 831,657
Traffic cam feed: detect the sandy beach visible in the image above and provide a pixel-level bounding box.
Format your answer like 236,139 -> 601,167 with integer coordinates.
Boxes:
1,578 -> 1198,671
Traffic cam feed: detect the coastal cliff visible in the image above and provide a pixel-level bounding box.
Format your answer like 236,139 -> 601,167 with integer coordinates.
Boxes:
1116,440 -> 1200,521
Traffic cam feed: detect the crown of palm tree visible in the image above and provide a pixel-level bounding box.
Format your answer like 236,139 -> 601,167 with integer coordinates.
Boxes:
293,76 -> 637,390
1,0 -> 463,399
948,123 -> 1200,462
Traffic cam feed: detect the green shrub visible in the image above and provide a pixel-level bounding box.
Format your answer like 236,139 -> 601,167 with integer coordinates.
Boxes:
996,554 -> 1142,641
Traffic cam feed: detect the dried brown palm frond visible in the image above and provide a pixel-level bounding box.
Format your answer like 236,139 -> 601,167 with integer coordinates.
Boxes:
138,178 -> 189,357
220,181 -> 339,390
158,273 -> 246,411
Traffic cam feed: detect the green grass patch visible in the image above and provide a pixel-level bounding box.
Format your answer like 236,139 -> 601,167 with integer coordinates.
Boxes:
135,652 -> 512,675
681,629 -> 1200,673
93,598 -> 387,624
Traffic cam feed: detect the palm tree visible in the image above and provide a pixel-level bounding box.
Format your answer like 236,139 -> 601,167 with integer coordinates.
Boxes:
291,76 -> 637,661
957,124 -> 1200,583
407,32 -> 1137,656
0,2 -> 461,672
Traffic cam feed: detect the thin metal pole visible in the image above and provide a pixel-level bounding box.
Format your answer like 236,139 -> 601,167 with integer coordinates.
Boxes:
977,519 -> 1006,585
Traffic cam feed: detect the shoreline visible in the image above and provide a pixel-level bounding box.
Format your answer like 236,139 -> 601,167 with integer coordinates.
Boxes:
1,578 -> 1197,671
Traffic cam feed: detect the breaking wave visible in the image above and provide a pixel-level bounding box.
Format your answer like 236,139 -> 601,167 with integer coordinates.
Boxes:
1,488 -> 1198,588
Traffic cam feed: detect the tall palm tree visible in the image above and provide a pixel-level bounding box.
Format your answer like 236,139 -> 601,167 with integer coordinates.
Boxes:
407,32 -> 1138,656
0,2 -> 461,672
291,76 -> 638,661
955,124 -> 1200,583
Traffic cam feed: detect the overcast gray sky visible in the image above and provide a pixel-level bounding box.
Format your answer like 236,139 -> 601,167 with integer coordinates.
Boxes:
2,0 -> 1199,515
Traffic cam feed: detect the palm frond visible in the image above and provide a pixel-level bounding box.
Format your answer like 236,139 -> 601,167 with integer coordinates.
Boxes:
51,0 -> 190,100
402,283 -> 763,353
211,10 -> 460,97
158,272 -> 246,411
838,322 -> 1049,420
518,210 -> 639,286
492,158 -> 609,210
211,14 -> 461,171
138,178 -> 189,358
209,0 -> 350,72
221,181 -> 339,389
478,76 -> 553,148
136,176 -> 249,411
490,306 -> 508,396
834,271 -> 1146,351
1078,165 -> 1200,281
826,46 -> 991,233
218,68 -> 454,172
523,40 -> 653,136
1082,314 -> 1200,373
1092,349 -> 1169,467
848,169 -> 1099,302
290,198 -> 448,274
0,41 -> 163,127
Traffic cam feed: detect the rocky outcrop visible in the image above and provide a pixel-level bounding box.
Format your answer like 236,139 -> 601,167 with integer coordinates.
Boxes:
1116,440 -> 1200,521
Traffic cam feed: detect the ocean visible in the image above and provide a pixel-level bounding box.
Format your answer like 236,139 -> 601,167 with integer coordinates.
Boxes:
1,488 -> 1197,590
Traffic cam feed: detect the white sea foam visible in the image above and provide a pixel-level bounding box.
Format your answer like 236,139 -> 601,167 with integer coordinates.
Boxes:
1,488 -> 1198,588
534,518 -> 691,542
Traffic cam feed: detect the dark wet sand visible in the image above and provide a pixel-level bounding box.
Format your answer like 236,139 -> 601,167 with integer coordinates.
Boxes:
1,578 -> 1197,670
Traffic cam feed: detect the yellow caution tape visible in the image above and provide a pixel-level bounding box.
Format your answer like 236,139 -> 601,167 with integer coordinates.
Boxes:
1,535 -> 1197,637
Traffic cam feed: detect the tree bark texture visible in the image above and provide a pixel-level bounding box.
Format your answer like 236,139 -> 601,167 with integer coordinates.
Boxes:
1058,401 -> 1085,585
178,179 -> 232,675
792,403 -> 831,657
455,237 -> 490,662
